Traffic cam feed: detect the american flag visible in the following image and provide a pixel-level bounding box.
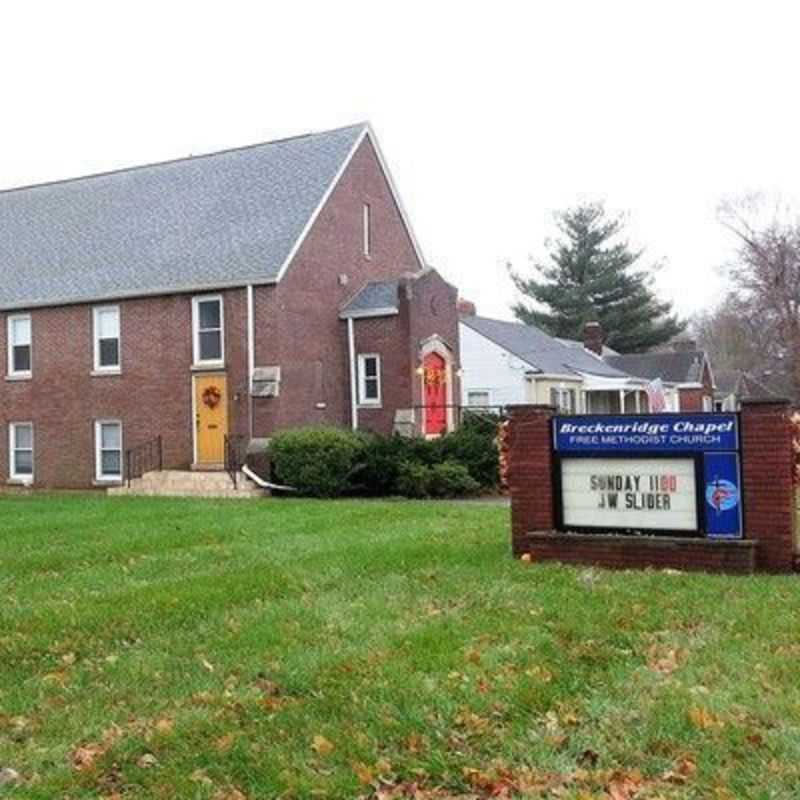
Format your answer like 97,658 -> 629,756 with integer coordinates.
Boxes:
645,378 -> 666,412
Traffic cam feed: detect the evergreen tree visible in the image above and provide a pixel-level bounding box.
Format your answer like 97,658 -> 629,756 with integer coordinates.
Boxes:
510,202 -> 685,353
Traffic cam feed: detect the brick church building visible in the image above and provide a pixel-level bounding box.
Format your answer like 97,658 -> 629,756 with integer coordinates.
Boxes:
0,123 -> 460,489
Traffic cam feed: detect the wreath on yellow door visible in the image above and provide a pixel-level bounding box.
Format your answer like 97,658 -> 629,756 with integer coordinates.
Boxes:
202,385 -> 222,409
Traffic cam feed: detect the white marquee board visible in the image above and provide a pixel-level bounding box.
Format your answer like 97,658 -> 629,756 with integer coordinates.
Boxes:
560,457 -> 698,531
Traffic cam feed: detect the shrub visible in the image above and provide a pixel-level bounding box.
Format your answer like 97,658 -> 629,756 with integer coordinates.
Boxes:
270,427 -> 365,497
395,461 -> 432,498
428,461 -> 480,498
436,414 -> 500,489
353,434 -> 440,495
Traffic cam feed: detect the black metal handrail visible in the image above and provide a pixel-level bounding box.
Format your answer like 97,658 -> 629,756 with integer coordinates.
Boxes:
125,435 -> 163,487
224,434 -> 247,490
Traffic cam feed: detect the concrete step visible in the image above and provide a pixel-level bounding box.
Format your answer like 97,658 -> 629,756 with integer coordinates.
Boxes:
108,469 -> 267,499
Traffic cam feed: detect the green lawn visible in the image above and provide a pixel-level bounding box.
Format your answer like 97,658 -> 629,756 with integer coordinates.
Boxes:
1,496 -> 799,799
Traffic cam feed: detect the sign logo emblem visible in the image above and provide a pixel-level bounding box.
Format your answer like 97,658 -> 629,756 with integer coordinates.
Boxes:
705,478 -> 739,514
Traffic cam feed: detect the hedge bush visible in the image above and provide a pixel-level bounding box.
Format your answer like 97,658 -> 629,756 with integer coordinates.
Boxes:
270,427 -> 365,498
271,415 -> 500,498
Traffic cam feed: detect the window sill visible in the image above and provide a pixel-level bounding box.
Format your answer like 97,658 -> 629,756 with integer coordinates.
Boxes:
358,403 -> 382,409
5,373 -> 31,382
93,478 -> 123,487
91,369 -> 122,377
191,363 -> 226,372
7,478 -> 33,486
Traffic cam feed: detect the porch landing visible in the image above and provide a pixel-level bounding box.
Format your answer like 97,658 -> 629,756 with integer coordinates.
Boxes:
108,469 -> 266,499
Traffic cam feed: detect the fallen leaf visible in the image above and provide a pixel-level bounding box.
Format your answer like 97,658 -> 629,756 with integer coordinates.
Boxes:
352,761 -> 374,785
137,753 -> 158,769
689,707 -> 722,730
71,744 -> 104,771
0,768 -> 21,786
215,733 -> 235,753
311,734 -> 334,756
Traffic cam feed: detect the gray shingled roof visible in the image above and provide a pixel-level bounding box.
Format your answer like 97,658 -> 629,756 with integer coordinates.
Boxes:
606,351 -> 707,384
0,123 -> 366,310
461,315 -> 630,378
340,279 -> 399,318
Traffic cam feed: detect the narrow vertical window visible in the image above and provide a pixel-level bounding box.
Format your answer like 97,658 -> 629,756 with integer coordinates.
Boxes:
357,354 -> 381,405
192,295 -> 224,366
362,203 -> 371,257
93,306 -> 121,372
7,314 -> 32,377
95,421 -> 123,481
9,422 -> 33,482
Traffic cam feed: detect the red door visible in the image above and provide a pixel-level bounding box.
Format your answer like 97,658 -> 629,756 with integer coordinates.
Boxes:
423,352 -> 447,436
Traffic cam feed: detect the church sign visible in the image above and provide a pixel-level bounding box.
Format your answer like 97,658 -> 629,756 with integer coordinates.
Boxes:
553,414 -> 742,538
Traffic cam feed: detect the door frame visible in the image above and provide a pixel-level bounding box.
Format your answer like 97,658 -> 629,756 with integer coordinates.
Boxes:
418,336 -> 455,437
191,371 -> 228,466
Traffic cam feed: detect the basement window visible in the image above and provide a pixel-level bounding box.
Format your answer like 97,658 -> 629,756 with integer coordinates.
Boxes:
95,420 -> 123,482
192,295 -> 224,367
7,314 -> 32,378
357,354 -> 381,406
9,422 -> 34,482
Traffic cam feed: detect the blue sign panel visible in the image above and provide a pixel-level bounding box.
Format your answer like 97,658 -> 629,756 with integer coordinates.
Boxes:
554,414 -> 739,453
703,452 -> 743,538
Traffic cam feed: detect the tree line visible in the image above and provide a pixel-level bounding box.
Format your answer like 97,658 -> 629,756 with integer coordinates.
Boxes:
510,197 -> 800,400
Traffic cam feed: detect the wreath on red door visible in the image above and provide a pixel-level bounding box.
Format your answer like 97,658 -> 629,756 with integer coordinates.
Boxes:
424,367 -> 444,388
202,385 -> 222,409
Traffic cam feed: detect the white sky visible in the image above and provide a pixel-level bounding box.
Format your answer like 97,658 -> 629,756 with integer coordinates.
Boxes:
3,1 -> 799,322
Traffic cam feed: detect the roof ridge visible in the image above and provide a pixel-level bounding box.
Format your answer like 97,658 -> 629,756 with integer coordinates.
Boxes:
0,121 -> 368,197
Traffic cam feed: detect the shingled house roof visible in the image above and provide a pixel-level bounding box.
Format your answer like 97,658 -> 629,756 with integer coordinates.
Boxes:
460,315 -> 630,378
339,279 -> 399,318
0,123 -> 371,310
605,350 -> 709,384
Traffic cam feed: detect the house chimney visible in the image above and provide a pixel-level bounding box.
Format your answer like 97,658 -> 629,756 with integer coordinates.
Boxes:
583,321 -> 604,356
457,298 -> 477,317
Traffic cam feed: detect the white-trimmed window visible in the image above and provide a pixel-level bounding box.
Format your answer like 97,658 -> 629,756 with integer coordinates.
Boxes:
93,306 -> 121,372
7,314 -> 32,377
550,387 -> 576,413
362,203 -> 371,257
192,295 -> 224,367
357,354 -> 381,405
467,390 -> 490,407
95,420 -> 123,482
9,422 -> 33,482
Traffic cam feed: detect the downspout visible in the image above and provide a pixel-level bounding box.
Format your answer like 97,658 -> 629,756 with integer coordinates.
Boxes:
247,285 -> 255,439
347,317 -> 358,431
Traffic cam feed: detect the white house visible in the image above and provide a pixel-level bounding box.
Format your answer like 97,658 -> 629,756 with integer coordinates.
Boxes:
458,314 -> 704,413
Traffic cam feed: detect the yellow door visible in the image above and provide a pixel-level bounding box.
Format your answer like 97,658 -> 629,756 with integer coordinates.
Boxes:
194,375 -> 228,464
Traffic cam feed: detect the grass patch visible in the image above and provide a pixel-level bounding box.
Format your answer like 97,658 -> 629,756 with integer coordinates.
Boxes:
1,495 -> 799,798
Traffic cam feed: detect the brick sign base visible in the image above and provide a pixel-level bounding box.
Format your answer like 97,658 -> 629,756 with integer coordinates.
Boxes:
508,400 -> 797,574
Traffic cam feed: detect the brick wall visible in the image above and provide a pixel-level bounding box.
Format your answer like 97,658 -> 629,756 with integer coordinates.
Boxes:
353,270 -> 461,436
0,136 -> 460,488
252,136 -> 426,436
524,533 -> 757,574
740,398 -> 796,572
507,405 -> 556,556
0,288 -> 248,489
678,361 -> 714,411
